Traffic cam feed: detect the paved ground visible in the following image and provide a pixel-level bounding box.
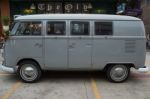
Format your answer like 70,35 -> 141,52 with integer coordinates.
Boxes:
0,52 -> 150,99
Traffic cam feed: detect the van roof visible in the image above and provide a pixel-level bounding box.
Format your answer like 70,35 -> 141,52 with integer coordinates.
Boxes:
15,14 -> 141,21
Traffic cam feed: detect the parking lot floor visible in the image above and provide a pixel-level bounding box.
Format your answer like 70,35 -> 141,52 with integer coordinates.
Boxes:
0,52 -> 150,99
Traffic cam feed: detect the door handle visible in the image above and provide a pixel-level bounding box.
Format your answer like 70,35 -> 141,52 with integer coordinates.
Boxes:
69,43 -> 76,48
86,43 -> 91,46
86,43 -> 92,47
34,43 -> 42,48
69,45 -> 75,48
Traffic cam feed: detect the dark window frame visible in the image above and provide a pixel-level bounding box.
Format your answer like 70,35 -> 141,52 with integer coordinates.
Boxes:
15,21 -> 42,36
70,21 -> 90,36
46,21 -> 66,36
94,21 -> 113,36
10,22 -> 17,31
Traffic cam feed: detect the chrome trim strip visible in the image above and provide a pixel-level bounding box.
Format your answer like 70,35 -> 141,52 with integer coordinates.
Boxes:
0,64 -> 17,73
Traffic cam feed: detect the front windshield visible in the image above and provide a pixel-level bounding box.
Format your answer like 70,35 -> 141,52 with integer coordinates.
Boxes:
10,22 -> 16,31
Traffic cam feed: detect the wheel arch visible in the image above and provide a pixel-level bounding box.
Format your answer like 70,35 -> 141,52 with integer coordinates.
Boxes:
103,63 -> 135,71
17,58 -> 42,69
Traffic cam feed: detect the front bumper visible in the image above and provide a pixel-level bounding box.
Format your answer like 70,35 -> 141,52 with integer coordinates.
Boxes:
138,66 -> 149,73
0,64 -> 17,73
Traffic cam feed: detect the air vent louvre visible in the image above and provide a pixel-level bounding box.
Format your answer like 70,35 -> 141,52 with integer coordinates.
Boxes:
125,40 -> 136,53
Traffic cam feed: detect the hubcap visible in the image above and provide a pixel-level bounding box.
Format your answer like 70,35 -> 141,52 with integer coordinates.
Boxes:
110,65 -> 128,82
20,64 -> 38,81
113,67 -> 124,77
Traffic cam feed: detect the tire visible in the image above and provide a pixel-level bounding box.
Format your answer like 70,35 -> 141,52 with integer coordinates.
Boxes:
17,60 -> 42,83
106,64 -> 130,83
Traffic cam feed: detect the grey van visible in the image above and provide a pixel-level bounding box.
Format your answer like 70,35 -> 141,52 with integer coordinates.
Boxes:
0,14 -> 149,83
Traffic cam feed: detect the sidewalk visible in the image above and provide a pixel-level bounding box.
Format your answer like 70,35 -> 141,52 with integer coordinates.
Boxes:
147,49 -> 150,52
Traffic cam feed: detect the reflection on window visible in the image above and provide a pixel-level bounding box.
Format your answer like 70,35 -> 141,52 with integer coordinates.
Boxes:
71,21 -> 89,35
16,22 -> 42,36
10,22 -> 16,31
47,22 -> 65,35
95,22 -> 112,35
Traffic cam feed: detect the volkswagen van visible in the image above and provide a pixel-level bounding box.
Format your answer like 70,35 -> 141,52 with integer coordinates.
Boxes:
0,14 -> 149,83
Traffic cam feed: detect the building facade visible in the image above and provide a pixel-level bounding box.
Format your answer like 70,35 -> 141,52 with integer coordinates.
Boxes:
141,0 -> 150,39
0,0 -> 145,36
0,11 -> 2,36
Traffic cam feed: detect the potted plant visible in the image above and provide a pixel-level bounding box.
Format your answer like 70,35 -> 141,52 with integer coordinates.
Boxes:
2,16 -> 10,31
1,16 -> 10,40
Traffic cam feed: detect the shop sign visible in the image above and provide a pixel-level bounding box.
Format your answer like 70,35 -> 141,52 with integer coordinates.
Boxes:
74,3 -> 82,13
65,3 -> 74,13
64,3 -> 92,13
37,3 -> 93,13
46,3 -> 54,13
55,3 -> 63,13
82,3 -> 92,13
38,3 -> 45,14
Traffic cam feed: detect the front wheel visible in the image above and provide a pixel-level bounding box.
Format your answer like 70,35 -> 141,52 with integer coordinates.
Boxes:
106,65 -> 130,83
17,61 -> 42,83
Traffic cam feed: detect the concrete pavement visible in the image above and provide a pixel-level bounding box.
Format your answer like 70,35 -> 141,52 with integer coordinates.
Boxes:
0,52 -> 150,99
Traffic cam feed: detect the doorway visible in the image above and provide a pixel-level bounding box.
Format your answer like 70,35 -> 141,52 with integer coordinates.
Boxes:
0,10 -> 2,37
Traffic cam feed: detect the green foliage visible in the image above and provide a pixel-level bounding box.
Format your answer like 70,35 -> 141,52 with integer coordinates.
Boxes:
5,31 -> 10,36
1,16 -> 10,26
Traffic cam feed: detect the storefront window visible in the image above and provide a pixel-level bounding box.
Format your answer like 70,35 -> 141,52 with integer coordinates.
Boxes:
127,0 -> 140,9
10,1 -> 94,16
125,0 -> 142,17
9,0 -> 142,19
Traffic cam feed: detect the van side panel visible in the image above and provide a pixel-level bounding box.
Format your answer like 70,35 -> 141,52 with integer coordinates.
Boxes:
114,21 -> 145,36
114,21 -> 146,69
4,36 -> 44,69
92,21 -> 146,70
4,19 -> 146,71
44,36 -> 68,69
68,37 -> 92,69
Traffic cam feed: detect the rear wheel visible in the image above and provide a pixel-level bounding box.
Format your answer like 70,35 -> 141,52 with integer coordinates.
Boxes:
106,64 -> 130,83
17,60 -> 42,83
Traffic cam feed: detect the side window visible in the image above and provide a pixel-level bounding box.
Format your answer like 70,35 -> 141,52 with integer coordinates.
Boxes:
47,22 -> 66,35
71,21 -> 89,35
95,22 -> 113,35
16,22 -> 42,36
